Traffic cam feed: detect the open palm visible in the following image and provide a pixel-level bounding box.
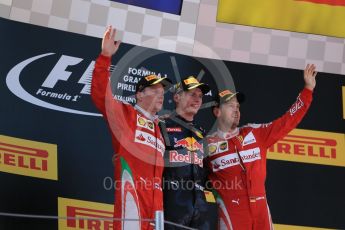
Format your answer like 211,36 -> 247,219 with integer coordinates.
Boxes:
101,25 -> 121,57
304,64 -> 317,91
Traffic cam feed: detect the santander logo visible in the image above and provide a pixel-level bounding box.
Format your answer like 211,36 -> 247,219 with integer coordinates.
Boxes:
6,53 -> 102,116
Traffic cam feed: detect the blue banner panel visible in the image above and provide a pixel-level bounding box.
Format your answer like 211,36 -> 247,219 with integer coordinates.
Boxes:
112,0 -> 183,15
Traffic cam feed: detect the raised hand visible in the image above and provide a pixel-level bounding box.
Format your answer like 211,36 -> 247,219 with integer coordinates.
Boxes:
304,64 -> 317,91
101,25 -> 121,57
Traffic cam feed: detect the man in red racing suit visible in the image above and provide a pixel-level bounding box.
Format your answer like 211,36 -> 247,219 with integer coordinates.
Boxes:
91,26 -> 170,230
206,64 -> 317,230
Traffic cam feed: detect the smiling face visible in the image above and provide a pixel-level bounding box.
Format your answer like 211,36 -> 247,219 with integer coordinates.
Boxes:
136,83 -> 164,115
214,96 -> 241,130
174,88 -> 203,121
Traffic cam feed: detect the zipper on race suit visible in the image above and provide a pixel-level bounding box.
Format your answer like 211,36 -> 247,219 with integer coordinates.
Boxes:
234,145 -> 246,172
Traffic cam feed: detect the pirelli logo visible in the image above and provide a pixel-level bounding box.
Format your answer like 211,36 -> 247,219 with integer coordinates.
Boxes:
58,197 -> 114,230
267,129 -> 345,167
0,135 -> 57,180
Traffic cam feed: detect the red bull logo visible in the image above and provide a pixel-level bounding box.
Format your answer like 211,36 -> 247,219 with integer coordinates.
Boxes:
169,150 -> 203,167
174,137 -> 203,153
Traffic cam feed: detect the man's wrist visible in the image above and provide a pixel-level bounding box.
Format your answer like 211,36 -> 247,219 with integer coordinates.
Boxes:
304,85 -> 314,91
101,50 -> 112,57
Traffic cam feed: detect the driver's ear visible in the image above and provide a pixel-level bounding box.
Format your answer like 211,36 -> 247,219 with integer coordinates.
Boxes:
136,91 -> 143,102
173,93 -> 180,103
213,107 -> 220,118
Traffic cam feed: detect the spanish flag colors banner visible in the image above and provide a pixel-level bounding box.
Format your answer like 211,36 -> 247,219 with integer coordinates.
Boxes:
274,224 -> 336,230
217,0 -> 345,38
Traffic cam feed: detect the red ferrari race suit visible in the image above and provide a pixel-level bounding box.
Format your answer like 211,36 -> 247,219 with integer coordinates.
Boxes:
91,54 -> 165,230
206,88 -> 313,230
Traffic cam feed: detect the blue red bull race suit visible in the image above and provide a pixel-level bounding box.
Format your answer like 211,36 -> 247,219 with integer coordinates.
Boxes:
161,115 -> 218,229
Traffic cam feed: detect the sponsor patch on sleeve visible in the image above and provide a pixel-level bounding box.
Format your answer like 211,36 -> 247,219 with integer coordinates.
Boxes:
136,114 -> 155,132
134,130 -> 165,156
242,132 -> 256,146
207,141 -> 229,156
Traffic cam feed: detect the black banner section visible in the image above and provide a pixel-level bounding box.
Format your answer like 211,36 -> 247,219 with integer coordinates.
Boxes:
0,18 -> 344,229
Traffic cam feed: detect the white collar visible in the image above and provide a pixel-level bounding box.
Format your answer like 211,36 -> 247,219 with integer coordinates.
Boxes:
134,104 -> 158,121
216,127 -> 239,139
